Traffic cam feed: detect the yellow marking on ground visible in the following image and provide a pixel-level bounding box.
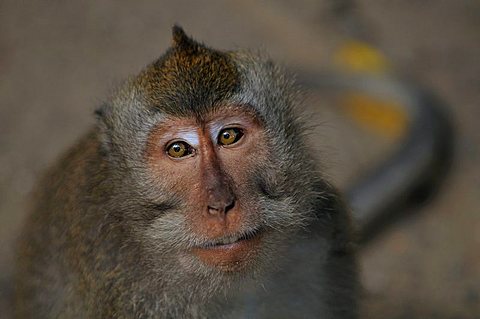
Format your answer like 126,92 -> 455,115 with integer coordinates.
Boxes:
341,92 -> 408,139
334,40 -> 390,74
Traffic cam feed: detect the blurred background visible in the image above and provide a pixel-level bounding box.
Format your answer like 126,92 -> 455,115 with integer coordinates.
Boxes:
1,1 -> 479,318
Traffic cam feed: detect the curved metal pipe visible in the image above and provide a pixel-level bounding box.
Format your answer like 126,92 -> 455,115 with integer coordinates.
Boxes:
297,72 -> 454,244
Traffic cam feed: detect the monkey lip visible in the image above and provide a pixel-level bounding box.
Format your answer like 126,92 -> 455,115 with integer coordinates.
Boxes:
199,228 -> 262,247
192,227 -> 264,270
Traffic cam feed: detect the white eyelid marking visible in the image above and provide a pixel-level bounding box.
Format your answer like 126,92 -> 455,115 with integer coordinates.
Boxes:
209,123 -> 224,141
176,131 -> 200,147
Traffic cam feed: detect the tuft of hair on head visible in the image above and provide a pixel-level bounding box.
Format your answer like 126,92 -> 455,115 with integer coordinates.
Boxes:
172,25 -> 197,49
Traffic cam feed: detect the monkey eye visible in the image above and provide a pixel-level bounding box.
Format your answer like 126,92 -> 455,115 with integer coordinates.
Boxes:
166,141 -> 194,158
218,128 -> 244,146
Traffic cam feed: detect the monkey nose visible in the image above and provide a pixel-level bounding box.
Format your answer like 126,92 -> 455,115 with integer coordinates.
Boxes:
207,199 -> 235,216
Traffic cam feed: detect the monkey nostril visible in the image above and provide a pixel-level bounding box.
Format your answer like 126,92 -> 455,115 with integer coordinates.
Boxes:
224,200 -> 235,213
208,207 -> 219,216
207,199 -> 235,216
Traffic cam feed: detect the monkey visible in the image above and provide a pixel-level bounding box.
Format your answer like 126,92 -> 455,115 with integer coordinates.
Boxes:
14,26 -> 358,318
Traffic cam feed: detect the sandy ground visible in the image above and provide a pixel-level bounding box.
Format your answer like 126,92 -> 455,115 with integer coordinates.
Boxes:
1,1 -> 479,318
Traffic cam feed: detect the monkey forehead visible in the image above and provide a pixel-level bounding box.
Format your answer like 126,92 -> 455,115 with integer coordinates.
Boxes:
132,39 -> 240,118
128,33 -> 295,121
105,33 -> 299,142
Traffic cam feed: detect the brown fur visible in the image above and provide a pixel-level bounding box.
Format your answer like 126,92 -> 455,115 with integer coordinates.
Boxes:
15,26 -> 358,318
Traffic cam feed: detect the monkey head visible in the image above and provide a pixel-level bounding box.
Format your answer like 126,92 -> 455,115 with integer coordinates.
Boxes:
96,26 -> 322,288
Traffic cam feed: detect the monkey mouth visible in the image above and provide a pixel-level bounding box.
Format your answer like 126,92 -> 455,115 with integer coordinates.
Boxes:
192,227 -> 265,271
199,227 -> 264,248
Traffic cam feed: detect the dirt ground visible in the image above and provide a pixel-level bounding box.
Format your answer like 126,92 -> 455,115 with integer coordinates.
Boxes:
1,1 -> 479,318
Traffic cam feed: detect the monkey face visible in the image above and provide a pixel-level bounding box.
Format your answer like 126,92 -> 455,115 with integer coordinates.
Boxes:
143,106 -> 273,272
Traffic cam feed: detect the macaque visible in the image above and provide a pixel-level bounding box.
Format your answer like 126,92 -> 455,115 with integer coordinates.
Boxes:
15,26 -> 358,318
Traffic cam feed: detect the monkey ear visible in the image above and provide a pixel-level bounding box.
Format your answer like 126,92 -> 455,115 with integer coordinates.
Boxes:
171,25 -> 199,50
94,105 -> 105,119
93,103 -> 113,154
94,103 -> 112,133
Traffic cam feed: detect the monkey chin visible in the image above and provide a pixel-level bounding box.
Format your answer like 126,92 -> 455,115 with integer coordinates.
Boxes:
191,229 -> 265,272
